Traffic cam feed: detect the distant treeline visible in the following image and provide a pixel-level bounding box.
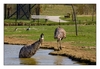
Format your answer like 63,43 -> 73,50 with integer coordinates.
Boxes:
40,4 -> 96,15
4,4 -> 96,19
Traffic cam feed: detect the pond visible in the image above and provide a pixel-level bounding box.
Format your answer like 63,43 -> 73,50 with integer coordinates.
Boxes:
4,44 -> 83,65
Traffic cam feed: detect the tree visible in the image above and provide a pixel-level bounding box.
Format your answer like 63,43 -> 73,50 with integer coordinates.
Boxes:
91,4 -> 96,21
71,4 -> 78,36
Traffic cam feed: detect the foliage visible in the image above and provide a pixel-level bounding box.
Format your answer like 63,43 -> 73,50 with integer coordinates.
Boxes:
5,4 -> 96,19
75,4 -> 96,15
60,15 -> 96,25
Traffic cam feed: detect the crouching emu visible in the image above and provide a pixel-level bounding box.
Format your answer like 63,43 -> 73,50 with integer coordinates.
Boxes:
26,25 -> 30,31
54,26 -> 66,51
19,33 -> 44,58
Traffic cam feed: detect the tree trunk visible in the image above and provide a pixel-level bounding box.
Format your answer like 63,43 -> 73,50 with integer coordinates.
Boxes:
4,4 -> 7,19
92,5 -> 95,21
71,4 -> 78,36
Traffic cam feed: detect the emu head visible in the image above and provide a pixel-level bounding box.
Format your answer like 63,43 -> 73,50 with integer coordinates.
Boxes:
39,33 -> 44,45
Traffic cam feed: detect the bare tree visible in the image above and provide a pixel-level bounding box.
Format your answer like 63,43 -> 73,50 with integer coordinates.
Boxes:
71,4 -> 78,36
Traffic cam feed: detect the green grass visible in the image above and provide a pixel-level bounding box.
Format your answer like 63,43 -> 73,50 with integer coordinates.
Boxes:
60,15 -> 96,25
4,25 -> 96,47
4,15 -> 96,26
4,19 -> 73,26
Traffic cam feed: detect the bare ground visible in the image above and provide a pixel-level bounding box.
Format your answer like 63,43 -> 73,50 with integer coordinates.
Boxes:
4,36 -> 96,65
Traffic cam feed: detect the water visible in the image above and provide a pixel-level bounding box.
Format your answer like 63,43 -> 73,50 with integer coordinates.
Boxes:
4,44 -> 82,65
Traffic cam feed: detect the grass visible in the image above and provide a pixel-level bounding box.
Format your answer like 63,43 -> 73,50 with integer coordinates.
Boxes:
4,25 -> 96,47
60,15 -> 96,25
4,15 -> 96,26
40,5 -> 72,16
4,19 -> 64,26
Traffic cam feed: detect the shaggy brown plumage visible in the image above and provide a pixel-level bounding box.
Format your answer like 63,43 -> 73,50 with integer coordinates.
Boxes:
54,26 -> 66,50
19,33 -> 44,58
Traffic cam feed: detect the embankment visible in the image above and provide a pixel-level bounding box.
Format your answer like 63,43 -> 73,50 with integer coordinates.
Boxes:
4,36 -> 96,65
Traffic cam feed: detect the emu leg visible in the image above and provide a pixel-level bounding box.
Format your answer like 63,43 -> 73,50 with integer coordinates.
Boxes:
59,40 -> 62,50
57,41 -> 60,51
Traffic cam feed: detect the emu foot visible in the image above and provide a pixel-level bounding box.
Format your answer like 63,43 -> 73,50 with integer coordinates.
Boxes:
59,46 -> 62,50
54,48 -> 61,51
54,48 -> 60,51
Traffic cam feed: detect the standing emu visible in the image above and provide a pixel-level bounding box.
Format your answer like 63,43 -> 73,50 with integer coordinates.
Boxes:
54,26 -> 66,50
19,33 -> 44,58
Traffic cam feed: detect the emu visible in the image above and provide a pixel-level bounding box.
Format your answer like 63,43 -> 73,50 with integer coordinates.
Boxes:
54,26 -> 66,50
26,26 -> 30,31
19,33 -> 44,58
14,27 -> 18,31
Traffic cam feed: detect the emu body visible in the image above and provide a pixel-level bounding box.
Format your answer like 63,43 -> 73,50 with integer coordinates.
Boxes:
26,26 -> 30,31
19,33 -> 44,58
26,27 -> 30,31
54,26 -> 66,50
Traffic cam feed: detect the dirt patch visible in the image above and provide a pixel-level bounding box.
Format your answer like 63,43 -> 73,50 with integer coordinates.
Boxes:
4,36 -> 96,65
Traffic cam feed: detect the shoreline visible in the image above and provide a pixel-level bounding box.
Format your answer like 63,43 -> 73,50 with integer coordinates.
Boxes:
4,36 -> 96,65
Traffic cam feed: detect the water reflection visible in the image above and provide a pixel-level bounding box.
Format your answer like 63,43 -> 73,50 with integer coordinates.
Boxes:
54,55 -> 63,65
20,58 -> 37,65
4,44 -> 82,65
